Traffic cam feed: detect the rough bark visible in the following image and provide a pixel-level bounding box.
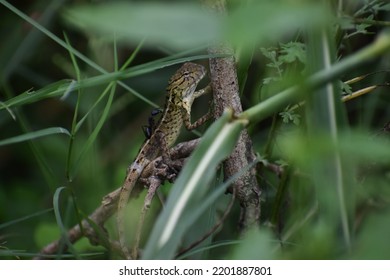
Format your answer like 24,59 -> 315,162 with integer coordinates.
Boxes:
202,0 -> 261,229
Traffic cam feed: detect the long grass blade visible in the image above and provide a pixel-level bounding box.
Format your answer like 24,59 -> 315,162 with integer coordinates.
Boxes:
52,187 -> 80,259
0,127 -> 70,146
68,84 -> 115,179
305,6 -> 351,248
0,209 -> 53,230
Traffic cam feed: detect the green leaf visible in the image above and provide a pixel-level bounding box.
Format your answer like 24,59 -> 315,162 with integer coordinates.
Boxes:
305,13 -> 351,248
227,1 -> 329,47
143,110 -> 247,259
279,131 -> 390,169
279,42 -> 306,64
280,110 -> 301,125
0,127 -> 70,146
372,1 -> 390,11
63,2 -> 220,50
356,15 -> 374,35
340,81 -> 353,95
242,30 -> 390,124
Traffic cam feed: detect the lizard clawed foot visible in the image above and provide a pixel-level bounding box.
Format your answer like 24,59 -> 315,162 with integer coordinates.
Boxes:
160,156 -> 185,182
138,158 -> 178,186
140,158 -> 182,185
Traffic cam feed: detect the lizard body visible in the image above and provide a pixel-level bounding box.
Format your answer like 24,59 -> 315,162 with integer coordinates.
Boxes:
117,62 -> 210,259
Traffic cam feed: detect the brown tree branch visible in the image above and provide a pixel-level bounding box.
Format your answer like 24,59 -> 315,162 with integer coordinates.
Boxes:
202,0 -> 261,230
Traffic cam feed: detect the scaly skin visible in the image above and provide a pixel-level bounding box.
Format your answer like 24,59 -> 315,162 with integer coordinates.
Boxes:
117,62 -> 210,259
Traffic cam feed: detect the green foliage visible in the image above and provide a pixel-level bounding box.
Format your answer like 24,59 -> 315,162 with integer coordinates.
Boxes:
230,228 -> 276,260
226,1 -> 329,47
0,0 -> 389,260
34,223 -> 60,249
64,2 -> 220,50
279,107 -> 301,126
259,42 -> 307,109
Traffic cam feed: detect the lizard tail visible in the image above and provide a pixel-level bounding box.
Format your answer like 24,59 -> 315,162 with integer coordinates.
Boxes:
117,169 -> 140,259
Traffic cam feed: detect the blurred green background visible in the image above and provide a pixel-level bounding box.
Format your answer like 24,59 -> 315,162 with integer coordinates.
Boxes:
0,0 -> 390,259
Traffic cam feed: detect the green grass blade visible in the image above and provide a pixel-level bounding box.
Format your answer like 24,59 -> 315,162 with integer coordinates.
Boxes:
305,6 -> 351,248
69,83 -> 116,179
142,110 -> 247,259
0,127 -> 70,146
0,53 -> 224,112
0,0 -> 223,108
0,0 -> 66,80
64,34 -> 82,180
0,251 -> 101,259
177,240 -> 241,260
0,79 -> 74,110
0,209 -> 53,230
52,187 -> 80,259
0,100 -> 16,120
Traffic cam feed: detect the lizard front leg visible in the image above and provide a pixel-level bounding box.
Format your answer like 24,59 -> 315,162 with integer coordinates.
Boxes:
193,84 -> 212,99
182,84 -> 213,130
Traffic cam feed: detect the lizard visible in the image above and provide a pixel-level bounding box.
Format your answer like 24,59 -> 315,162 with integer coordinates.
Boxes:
117,62 -> 212,259
142,108 -> 163,139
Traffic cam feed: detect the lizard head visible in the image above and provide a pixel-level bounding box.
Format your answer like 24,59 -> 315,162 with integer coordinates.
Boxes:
167,62 -> 207,114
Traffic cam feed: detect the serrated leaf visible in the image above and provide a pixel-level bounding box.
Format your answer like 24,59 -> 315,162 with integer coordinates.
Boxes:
279,42 -> 306,64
